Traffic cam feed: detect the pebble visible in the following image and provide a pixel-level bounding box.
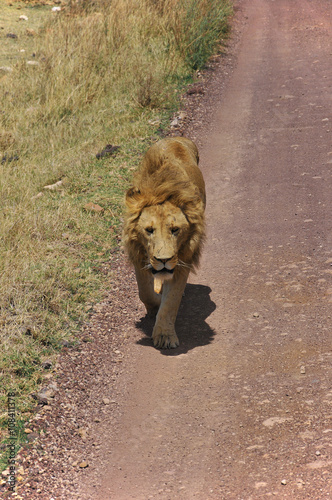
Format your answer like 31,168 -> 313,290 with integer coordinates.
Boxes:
78,428 -> 88,440
84,202 -> 104,213
300,365 -> 306,374
44,179 -> 66,190
281,479 -> 287,485
0,66 -> 13,75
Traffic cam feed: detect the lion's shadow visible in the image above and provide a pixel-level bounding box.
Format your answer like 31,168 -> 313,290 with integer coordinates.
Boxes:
135,283 -> 216,355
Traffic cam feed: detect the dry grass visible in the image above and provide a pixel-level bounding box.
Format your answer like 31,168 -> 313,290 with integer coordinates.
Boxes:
0,0 -> 231,465
0,2 -> 51,68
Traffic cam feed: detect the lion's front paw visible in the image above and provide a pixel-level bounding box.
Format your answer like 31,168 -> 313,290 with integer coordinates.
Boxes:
152,324 -> 179,349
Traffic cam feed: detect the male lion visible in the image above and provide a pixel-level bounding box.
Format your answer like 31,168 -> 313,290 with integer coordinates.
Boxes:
123,137 -> 206,349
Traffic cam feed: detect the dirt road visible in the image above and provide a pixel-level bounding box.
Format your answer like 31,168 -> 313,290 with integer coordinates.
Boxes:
12,0 -> 331,499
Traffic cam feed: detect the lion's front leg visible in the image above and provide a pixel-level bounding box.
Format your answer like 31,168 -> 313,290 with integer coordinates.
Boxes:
135,266 -> 161,317
152,269 -> 189,349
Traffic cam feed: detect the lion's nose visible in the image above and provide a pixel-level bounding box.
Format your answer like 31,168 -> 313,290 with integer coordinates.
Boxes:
154,256 -> 174,264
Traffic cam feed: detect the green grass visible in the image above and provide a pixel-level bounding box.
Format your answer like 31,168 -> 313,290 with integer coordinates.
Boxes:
0,0 -> 232,474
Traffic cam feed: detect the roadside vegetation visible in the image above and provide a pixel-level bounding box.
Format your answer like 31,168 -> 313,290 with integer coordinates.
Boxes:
0,0 -> 232,469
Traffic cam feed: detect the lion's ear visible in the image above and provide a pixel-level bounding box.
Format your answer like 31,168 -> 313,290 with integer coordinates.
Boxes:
181,195 -> 205,225
126,186 -> 140,199
125,187 -> 142,213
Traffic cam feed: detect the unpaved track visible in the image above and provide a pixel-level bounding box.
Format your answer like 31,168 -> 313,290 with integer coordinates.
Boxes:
75,0 -> 332,498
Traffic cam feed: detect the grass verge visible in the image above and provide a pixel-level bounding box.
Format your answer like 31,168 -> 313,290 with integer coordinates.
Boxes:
0,0 -> 232,473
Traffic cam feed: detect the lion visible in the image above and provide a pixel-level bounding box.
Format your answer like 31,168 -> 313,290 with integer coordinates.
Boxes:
123,137 -> 206,349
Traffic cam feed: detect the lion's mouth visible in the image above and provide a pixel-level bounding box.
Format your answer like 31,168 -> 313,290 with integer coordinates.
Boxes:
151,268 -> 174,275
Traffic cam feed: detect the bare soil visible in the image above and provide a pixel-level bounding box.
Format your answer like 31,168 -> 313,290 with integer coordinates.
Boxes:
5,0 -> 332,498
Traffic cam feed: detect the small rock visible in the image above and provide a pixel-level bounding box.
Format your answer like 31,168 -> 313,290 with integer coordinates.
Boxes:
26,432 -> 39,442
170,118 -> 179,127
26,28 -> 37,36
253,312 -> 260,318
31,384 -> 56,405
31,393 -> 48,405
81,335 -> 91,343
0,66 -> 13,76
19,15 -> 28,21
1,154 -> 19,164
27,60 -> 39,66
148,118 -> 161,127
103,398 -> 110,405
187,84 -> 205,95
40,388 -> 55,399
43,179 -> 65,190
78,428 -> 88,440
281,479 -> 287,485
96,144 -> 120,159
41,360 -> 52,370
300,365 -> 306,374
31,192 -> 43,200
52,6 -> 61,11
6,33 -> 18,39
316,451 -> 321,456
78,461 -> 89,468
178,111 -> 187,120
84,202 -> 104,213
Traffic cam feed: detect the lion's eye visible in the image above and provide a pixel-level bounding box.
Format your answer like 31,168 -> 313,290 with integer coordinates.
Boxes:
145,227 -> 154,234
171,227 -> 179,235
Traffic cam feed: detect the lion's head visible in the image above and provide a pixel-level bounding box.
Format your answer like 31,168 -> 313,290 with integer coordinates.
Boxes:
123,184 -> 205,276
134,201 -> 190,280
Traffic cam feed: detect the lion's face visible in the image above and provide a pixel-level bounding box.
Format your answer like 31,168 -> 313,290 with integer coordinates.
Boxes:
137,201 -> 190,278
